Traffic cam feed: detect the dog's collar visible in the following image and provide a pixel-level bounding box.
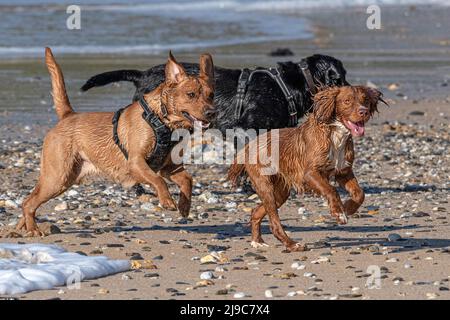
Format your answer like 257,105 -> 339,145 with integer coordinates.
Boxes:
298,59 -> 317,95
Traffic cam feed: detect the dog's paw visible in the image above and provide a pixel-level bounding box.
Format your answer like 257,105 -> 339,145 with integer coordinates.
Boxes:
25,229 -> 45,237
5,231 -> 23,238
337,213 -> 348,224
159,199 -> 178,211
286,243 -> 308,252
251,241 -> 269,248
177,201 -> 191,218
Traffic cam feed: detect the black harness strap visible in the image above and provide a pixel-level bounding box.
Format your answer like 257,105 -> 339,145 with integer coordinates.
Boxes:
112,98 -> 177,171
234,68 -> 250,120
298,59 -> 317,95
234,67 -> 298,127
112,106 -> 129,159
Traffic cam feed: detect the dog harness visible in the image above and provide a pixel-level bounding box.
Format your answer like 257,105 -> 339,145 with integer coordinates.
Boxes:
112,98 -> 177,171
234,59 -> 317,127
298,59 -> 318,95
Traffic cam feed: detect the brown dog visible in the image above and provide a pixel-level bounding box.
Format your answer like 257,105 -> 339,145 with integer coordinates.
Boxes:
16,48 -> 215,236
228,86 -> 383,252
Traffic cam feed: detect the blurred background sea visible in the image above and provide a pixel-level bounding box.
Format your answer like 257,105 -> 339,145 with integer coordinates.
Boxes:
0,0 -> 449,124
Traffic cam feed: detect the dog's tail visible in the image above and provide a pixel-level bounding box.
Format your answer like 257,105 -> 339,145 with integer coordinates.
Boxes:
81,69 -> 144,92
45,47 -> 74,120
227,163 -> 247,187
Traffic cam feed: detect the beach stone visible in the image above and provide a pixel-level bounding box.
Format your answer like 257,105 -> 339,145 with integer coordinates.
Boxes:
140,203 -> 155,211
131,260 -> 157,270
311,256 -> 330,264
198,191 -> 219,204
303,272 -> 316,278
216,289 -> 228,295
233,292 -> 246,298
291,262 -> 305,270
274,272 -> 297,280
54,201 -> 68,211
387,233 -> 402,242
39,222 -> 61,235
98,288 -> 109,294
200,271 -> 214,280
4,200 -> 19,209
198,212 -> 209,220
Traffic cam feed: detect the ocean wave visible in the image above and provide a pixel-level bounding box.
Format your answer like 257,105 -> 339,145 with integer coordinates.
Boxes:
2,0 -> 448,12
0,32 -> 311,57
80,0 -> 450,12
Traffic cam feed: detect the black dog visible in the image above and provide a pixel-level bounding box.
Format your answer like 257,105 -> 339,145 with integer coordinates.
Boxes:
81,54 -> 349,134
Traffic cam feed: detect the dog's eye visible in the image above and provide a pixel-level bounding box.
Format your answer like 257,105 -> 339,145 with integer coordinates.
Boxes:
187,92 -> 196,99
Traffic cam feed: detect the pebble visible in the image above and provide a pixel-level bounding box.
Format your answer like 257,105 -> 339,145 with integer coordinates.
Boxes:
140,203 -> 155,211
291,262 -> 305,270
233,292 -> 246,299
198,191 -> 219,204
303,272 -> 316,278
311,256 -> 330,264
426,292 -> 439,299
216,289 -> 228,295
200,271 -> 214,280
198,212 -> 209,220
98,288 -> 109,294
54,201 -> 68,211
264,290 -> 273,298
387,233 -> 402,242
67,190 -> 79,197
4,200 -> 19,209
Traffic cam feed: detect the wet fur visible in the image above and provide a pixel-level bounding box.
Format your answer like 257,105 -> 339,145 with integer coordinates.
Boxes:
15,48 -> 215,237
228,86 -> 383,252
81,55 -> 348,134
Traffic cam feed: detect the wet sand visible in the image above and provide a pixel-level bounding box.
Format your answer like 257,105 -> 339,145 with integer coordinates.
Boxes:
0,5 -> 449,300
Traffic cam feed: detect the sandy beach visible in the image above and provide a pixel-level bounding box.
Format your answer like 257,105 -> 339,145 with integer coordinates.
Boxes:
0,4 -> 449,300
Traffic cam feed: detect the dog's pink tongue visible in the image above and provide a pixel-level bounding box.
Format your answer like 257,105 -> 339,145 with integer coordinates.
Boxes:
346,120 -> 365,137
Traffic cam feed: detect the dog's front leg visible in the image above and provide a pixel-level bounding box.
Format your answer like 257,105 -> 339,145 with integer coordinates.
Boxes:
336,169 -> 364,216
129,156 -> 177,210
161,165 -> 192,218
304,170 -> 348,224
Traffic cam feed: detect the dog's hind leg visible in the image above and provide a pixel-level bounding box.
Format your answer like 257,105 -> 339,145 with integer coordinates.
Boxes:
250,205 -> 268,248
250,175 -> 306,252
15,134 -> 79,236
250,178 -> 290,248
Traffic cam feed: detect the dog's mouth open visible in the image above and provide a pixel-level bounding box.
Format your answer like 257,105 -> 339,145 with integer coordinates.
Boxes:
182,111 -> 210,129
343,119 -> 365,137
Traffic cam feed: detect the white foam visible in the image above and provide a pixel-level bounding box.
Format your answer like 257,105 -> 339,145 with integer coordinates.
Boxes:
81,0 -> 449,13
0,243 -> 130,295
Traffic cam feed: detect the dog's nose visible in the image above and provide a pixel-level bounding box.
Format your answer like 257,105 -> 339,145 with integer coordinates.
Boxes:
358,106 -> 369,117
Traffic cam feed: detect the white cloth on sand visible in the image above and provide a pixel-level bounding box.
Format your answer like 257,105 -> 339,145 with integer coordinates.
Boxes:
0,243 -> 130,295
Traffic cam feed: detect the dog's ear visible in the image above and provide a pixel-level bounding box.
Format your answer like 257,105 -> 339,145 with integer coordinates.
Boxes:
364,87 -> 384,115
165,51 -> 187,84
313,87 -> 340,123
199,53 -> 215,88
